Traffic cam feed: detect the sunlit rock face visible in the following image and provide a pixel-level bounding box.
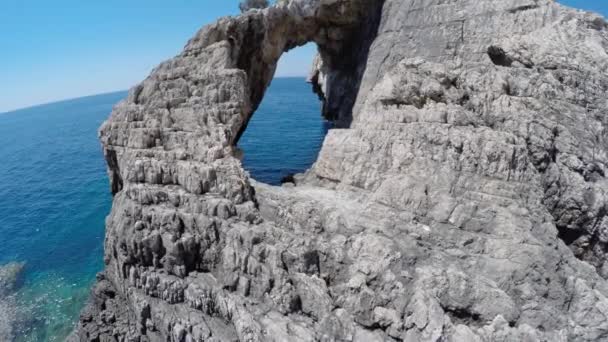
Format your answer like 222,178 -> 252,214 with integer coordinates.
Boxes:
71,0 -> 608,341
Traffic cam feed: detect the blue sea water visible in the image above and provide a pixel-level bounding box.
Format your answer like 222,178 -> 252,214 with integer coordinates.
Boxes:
239,77 -> 330,184
0,91 -> 125,341
0,77 -> 326,341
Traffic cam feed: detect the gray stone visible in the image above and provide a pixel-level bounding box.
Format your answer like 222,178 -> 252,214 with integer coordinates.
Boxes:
0,262 -> 25,342
0,262 -> 24,298
72,0 -> 608,341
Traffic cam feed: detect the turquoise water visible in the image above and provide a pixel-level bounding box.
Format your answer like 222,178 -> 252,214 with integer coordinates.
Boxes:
0,91 -> 124,341
0,78 -> 326,340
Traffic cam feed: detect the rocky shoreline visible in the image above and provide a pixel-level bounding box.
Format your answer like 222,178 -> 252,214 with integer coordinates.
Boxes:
0,262 -> 25,341
71,0 -> 608,341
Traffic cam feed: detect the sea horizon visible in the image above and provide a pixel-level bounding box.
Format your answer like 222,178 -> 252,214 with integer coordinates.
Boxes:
0,76 -> 310,116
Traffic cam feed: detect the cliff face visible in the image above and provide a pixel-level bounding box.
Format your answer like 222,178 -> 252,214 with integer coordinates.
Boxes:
72,0 -> 608,341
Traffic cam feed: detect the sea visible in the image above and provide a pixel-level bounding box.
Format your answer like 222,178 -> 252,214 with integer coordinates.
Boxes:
0,77 -> 329,341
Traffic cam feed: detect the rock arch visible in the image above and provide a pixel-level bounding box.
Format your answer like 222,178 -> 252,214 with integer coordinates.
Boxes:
100,0 -> 383,199
89,1 -> 386,340
76,0 -> 608,341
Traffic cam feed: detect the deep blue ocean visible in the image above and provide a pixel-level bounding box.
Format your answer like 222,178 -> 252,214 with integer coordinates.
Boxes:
239,78 -> 331,184
0,77 -> 327,341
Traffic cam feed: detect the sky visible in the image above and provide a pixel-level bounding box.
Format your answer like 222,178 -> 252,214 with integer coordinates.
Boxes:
0,0 -> 605,113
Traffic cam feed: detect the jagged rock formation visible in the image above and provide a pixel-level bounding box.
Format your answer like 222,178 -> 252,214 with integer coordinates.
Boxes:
0,262 -> 25,341
72,0 -> 608,341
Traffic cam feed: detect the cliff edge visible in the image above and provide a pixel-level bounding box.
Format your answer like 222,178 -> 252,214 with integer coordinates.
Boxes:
72,0 -> 608,341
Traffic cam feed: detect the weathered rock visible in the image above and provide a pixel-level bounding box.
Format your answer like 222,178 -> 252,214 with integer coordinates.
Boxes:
0,262 -> 25,342
73,0 -> 608,341
0,262 -> 24,298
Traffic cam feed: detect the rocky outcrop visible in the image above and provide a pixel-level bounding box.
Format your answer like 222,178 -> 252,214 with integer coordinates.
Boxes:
73,0 -> 608,341
0,262 -> 25,341
0,262 -> 24,298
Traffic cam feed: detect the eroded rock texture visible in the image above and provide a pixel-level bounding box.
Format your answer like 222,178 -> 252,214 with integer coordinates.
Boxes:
0,262 -> 25,341
72,0 -> 608,341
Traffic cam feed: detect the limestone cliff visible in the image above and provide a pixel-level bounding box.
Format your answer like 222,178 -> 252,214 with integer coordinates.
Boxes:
72,0 -> 608,341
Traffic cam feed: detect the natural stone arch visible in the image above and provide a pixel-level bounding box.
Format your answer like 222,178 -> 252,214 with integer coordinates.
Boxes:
77,1 -> 608,341
200,0 -> 386,141
92,1 -> 385,340
100,0 -> 384,199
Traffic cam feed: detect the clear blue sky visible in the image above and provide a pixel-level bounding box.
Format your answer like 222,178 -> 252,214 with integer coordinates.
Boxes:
0,0 -> 604,113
